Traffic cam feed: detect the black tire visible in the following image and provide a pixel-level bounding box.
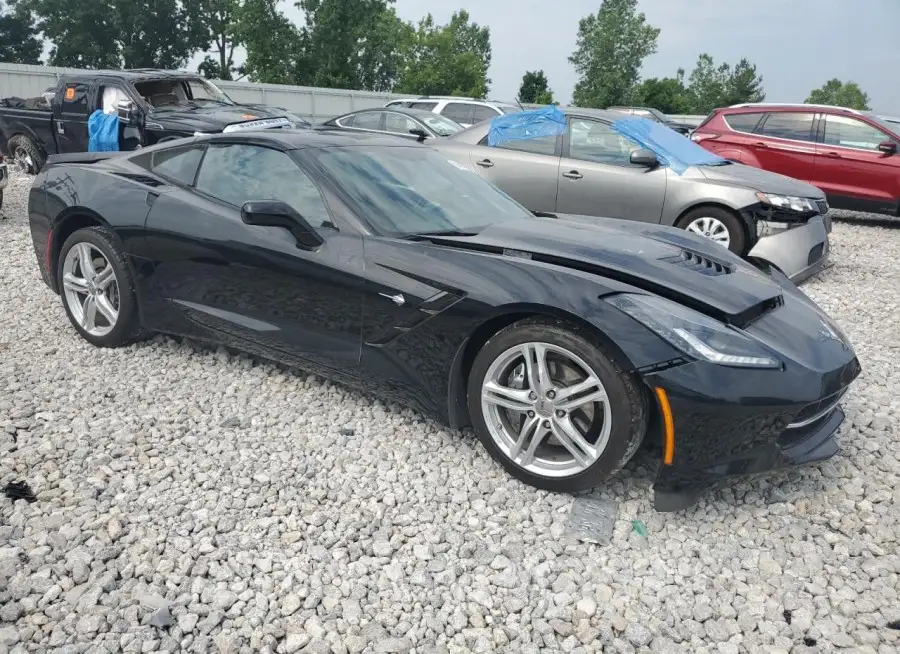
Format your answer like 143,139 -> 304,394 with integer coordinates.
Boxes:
56,226 -> 147,348
7,134 -> 45,175
466,317 -> 648,493
675,206 -> 747,256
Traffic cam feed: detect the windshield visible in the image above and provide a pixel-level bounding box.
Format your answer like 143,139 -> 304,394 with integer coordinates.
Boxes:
418,113 -> 463,136
311,146 -> 532,237
134,77 -> 234,111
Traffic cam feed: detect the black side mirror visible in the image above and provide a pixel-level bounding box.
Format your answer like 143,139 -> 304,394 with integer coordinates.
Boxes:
877,140 -> 897,155
409,128 -> 429,142
240,200 -> 325,250
630,148 -> 659,168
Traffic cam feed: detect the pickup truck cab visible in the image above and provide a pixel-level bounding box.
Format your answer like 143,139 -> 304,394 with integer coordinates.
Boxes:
0,68 -> 300,174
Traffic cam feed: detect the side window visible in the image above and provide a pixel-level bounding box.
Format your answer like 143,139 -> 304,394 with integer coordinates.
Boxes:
473,105 -> 500,124
195,144 -> 332,227
568,118 -> 638,166
492,134 -> 559,156
384,112 -> 418,135
351,112 -> 383,130
823,115 -> 889,151
723,112 -> 764,134
61,83 -> 89,116
757,112 -> 815,142
408,102 -> 438,111
147,144 -> 205,185
441,102 -> 475,124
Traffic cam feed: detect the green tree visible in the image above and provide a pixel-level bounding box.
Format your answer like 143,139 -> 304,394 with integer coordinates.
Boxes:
296,0 -> 409,92
634,69 -> 691,114
25,0 -> 119,68
685,54 -> 765,113
518,70 -> 554,104
239,0 -> 302,84
396,10 -> 491,97
806,79 -> 870,110
0,1 -> 42,64
721,58 -> 765,105
569,0 -> 660,108
192,0 -> 242,80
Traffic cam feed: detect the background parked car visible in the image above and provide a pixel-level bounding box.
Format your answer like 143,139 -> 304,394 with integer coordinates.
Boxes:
319,107 -> 463,140
607,105 -> 695,135
691,103 -> 900,216
385,95 -> 522,128
429,107 -> 833,283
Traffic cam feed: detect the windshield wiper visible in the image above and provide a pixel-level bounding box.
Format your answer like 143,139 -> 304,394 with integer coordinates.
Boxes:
400,229 -> 480,241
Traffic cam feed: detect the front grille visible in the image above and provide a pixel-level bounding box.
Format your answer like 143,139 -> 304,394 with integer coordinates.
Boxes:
816,200 -> 829,215
661,250 -> 733,276
787,389 -> 847,430
807,243 -> 825,266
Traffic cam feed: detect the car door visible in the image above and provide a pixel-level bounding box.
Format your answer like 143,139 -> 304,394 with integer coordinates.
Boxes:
466,132 -> 561,213
747,111 -> 817,181
139,141 -> 365,375
555,116 -> 666,222
812,113 -> 900,212
53,81 -> 93,153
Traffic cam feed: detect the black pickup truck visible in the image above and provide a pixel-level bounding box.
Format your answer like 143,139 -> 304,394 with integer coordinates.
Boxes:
0,68 -> 307,174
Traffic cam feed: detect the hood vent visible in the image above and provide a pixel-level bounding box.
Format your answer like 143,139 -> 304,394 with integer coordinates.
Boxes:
661,250 -> 733,276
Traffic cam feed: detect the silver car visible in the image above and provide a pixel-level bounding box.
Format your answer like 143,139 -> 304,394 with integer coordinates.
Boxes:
430,107 -> 832,283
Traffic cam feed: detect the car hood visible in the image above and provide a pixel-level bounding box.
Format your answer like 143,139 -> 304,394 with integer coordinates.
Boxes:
432,215 -> 785,325
148,103 -> 293,133
696,162 -> 825,198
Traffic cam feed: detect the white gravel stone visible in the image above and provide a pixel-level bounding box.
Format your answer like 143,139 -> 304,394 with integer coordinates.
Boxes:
1,174 -> 898,652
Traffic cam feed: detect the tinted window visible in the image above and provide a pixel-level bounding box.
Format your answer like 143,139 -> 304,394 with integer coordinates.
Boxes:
351,112 -> 383,130
195,145 -> 332,227
473,105 -> 500,124
493,134 -> 559,156
823,115 -> 889,151
384,112 -> 419,135
568,118 -> 638,165
441,102 -> 474,124
149,145 -> 204,185
758,112 -> 815,141
408,102 -> 437,111
61,83 -> 89,115
724,112 -> 764,133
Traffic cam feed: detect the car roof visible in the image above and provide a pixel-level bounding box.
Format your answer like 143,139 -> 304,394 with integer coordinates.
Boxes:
557,106 -> 635,122
195,128 -> 416,150
63,68 -> 204,82
722,102 -> 864,115
343,107 -> 440,119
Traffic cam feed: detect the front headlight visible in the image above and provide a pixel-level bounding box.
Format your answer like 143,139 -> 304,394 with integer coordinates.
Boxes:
756,192 -> 816,213
606,293 -> 781,368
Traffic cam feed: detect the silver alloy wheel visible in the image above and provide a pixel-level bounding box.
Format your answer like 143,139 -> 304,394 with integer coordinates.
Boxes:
13,146 -> 35,174
62,243 -> 120,337
480,342 -> 612,477
685,216 -> 731,248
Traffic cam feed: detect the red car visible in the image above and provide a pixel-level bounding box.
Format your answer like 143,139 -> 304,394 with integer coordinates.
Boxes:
691,103 -> 900,216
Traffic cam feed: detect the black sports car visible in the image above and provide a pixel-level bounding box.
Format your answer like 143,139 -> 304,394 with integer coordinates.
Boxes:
27,130 -> 861,511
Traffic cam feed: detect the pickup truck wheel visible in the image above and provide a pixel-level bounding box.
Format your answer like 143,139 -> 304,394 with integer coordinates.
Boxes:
8,135 -> 45,175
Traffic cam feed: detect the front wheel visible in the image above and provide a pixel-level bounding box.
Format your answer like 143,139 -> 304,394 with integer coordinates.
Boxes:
676,206 -> 747,255
56,227 -> 146,348
466,318 -> 648,493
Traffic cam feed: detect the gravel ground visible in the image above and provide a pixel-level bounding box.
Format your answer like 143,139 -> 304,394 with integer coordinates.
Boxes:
1,168 -> 898,654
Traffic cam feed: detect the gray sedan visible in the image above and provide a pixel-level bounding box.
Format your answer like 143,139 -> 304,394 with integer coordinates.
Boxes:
430,107 -> 832,282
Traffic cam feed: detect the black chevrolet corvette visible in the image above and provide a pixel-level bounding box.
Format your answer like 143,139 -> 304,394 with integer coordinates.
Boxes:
27,130 -> 861,511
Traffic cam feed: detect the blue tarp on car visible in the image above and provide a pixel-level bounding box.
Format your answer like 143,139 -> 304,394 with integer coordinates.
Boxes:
610,117 -> 726,174
488,104 -> 566,147
88,110 -> 120,152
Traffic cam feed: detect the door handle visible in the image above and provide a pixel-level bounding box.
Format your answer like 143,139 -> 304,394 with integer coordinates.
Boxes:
476,159 -> 494,168
562,170 -> 583,180
825,151 -> 841,159
378,292 -> 406,307
57,123 -> 65,135
753,141 -> 768,148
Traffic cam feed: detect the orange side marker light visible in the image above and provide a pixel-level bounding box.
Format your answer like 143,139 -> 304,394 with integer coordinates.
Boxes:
654,387 -> 675,465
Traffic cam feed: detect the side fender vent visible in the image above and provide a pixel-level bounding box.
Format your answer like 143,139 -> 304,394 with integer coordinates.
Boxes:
111,172 -> 166,188
661,250 -> 733,276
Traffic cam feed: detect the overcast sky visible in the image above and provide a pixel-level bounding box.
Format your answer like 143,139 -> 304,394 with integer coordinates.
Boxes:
269,0 -> 900,114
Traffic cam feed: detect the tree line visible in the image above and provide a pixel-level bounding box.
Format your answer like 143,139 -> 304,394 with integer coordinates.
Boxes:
0,0 -> 873,112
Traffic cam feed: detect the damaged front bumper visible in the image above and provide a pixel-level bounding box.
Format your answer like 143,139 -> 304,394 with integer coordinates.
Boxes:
747,214 -> 831,285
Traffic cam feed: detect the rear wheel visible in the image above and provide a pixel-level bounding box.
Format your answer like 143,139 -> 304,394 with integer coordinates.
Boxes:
676,206 -> 747,255
56,227 -> 146,347
7,134 -> 45,175
466,318 -> 648,493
